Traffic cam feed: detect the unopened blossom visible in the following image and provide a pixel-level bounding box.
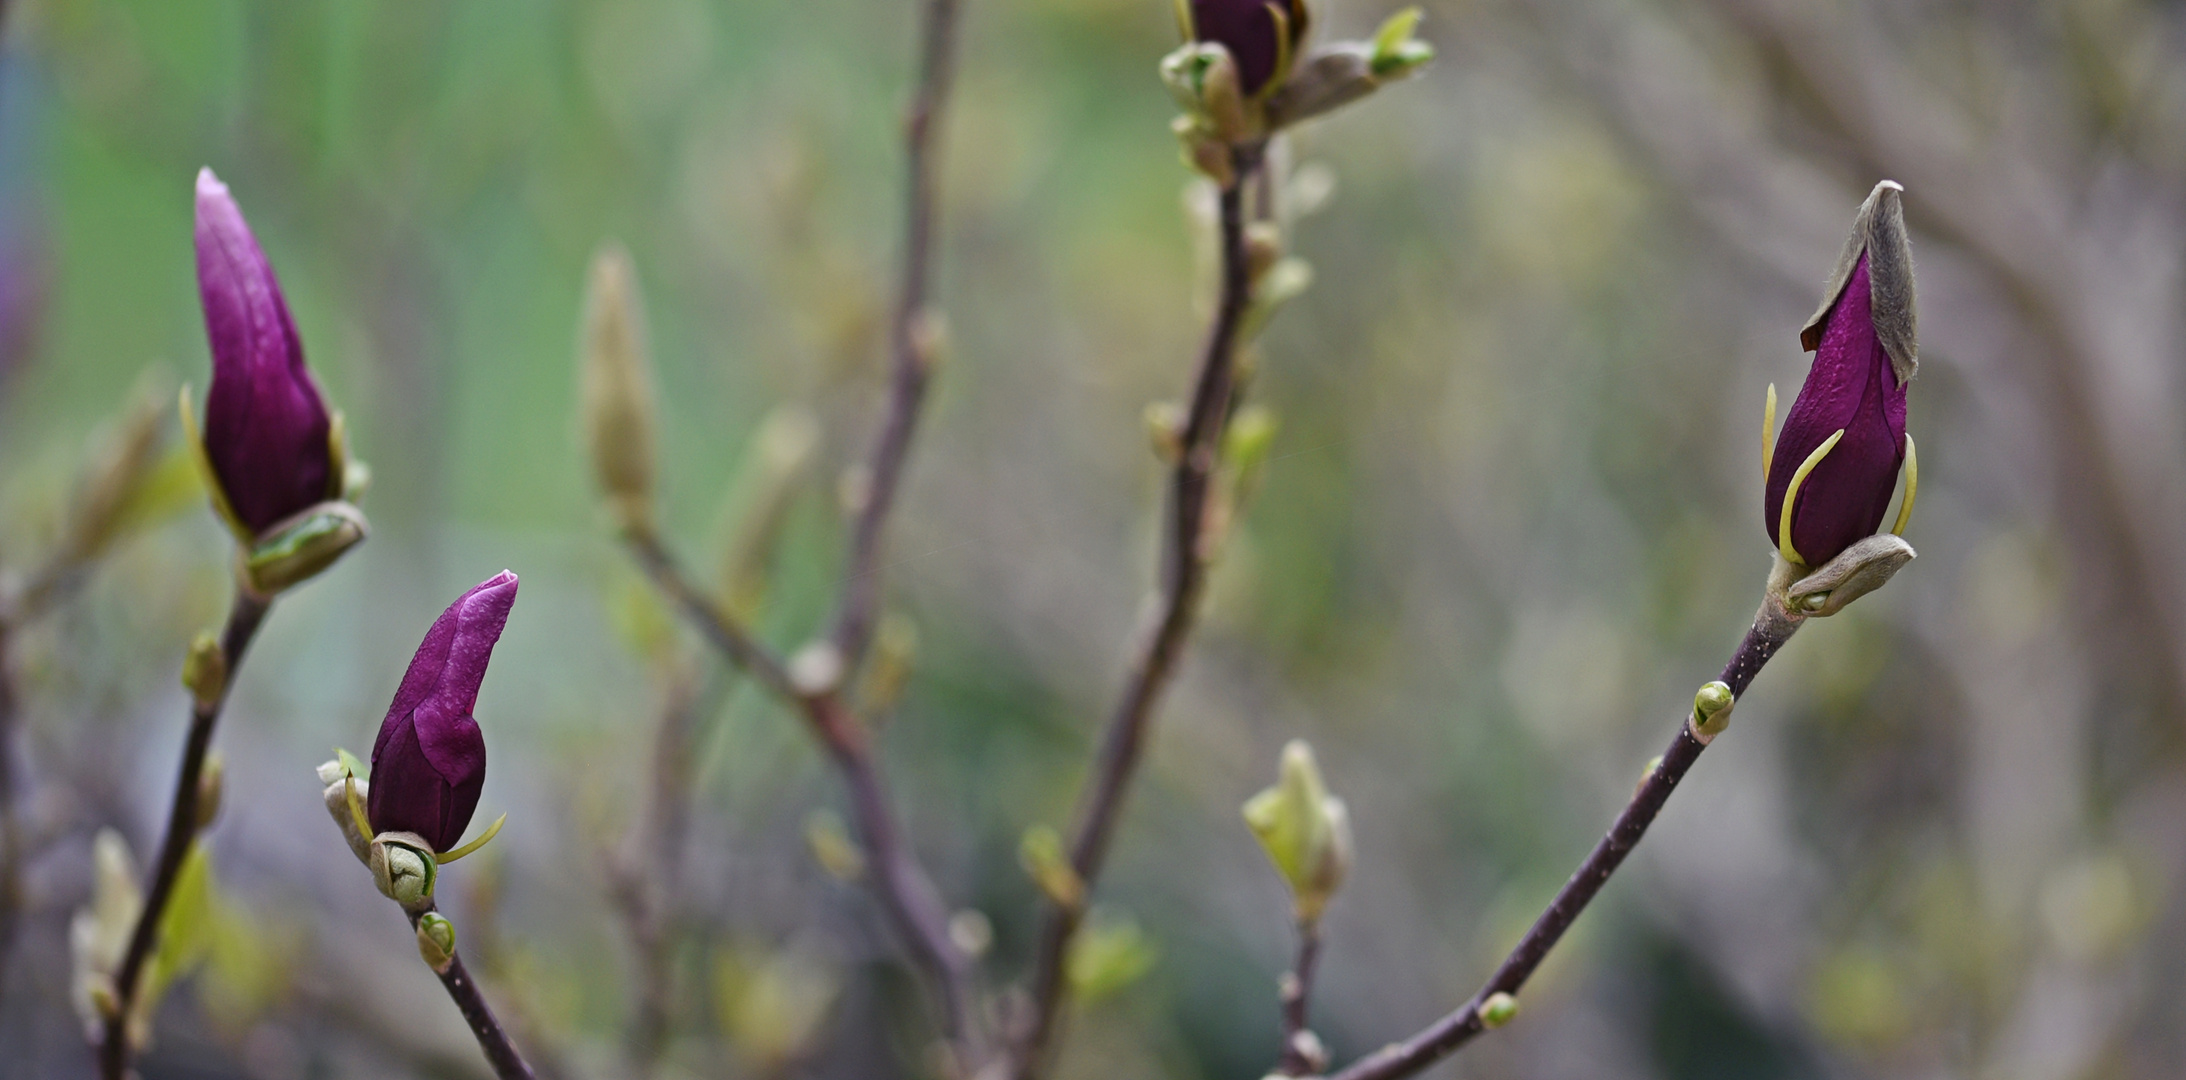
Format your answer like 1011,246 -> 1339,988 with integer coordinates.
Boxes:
1764,181 -> 1917,568
368,572 -> 518,853
1187,0 -> 1311,96
196,168 -> 335,535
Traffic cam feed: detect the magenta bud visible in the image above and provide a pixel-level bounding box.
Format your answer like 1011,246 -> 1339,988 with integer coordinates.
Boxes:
1765,182 -> 1916,568
368,571 -> 519,853
1188,0 -> 1311,97
195,168 -> 336,535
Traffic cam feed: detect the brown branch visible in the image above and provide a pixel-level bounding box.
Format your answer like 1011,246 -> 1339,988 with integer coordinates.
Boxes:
828,0 -> 964,672
1326,593 -> 1804,1080
1011,144 -> 1265,1080
0,622 -> 21,1002
409,903 -> 537,1080
97,587 -> 271,1080
622,530 -> 980,1065
1275,920 -> 1324,1076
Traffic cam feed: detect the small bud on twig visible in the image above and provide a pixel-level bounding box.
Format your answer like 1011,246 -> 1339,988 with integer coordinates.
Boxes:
416,912 -> 457,974
1479,991 -> 1519,1029
195,754 -> 225,831
1020,825 -> 1086,911
181,632 -> 226,710
580,243 -> 660,537
1243,740 -> 1352,923
804,809 -> 866,882
1688,681 -> 1735,743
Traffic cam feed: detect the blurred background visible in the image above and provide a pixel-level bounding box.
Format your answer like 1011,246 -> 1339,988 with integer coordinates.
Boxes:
4,0 -> 2186,1077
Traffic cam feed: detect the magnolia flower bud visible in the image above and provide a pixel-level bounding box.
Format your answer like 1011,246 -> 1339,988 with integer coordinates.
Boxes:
1242,740 -> 1352,923
416,912 -> 457,974
369,572 -> 517,854
579,244 -> 659,535
193,169 -> 348,539
1184,0 -> 1312,97
1765,182 -> 1917,568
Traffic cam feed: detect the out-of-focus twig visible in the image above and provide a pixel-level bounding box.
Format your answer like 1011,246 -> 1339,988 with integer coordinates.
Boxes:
97,588 -> 270,1080
1327,593 -> 1803,1080
828,0 -> 964,675
408,901 -> 536,1080
624,531 -> 979,1066
1012,143 -> 1265,1080
1274,921 -> 1323,1077
607,661 -> 711,1076
0,622 -> 21,1001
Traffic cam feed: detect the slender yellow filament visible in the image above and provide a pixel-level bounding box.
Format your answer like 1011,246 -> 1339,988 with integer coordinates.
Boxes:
1777,428 -> 1844,567
437,812 -> 508,863
1265,3 -> 1293,94
1174,0 -> 1194,39
1761,383 -> 1778,483
344,775 -> 372,841
1892,433 -> 1918,537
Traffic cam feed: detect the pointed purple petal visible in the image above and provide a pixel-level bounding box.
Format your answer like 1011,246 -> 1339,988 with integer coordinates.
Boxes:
1764,254 -> 1908,565
196,168 -> 333,533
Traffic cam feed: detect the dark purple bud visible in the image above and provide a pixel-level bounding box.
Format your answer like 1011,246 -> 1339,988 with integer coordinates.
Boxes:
369,571 -> 519,853
1188,0 -> 1311,96
196,168 -> 335,535
1764,182 -> 1916,568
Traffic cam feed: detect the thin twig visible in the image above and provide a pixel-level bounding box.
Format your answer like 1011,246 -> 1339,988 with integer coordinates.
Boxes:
0,622 -> 21,1001
1012,144 -> 1265,1080
828,0 -> 964,672
609,662 -> 710,1076
1275,920 -> 1323,1076
1326,593 -> 1804,1080
623,531 -> 980,1065
97,588 -> 271,1080
410,902 -> 538,1080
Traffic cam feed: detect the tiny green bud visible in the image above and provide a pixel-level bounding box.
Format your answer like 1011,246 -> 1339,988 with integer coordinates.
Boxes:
1020,825 -> 1086,911
181,632 -> 226,710
1691,681 -> 1735,741
1242,740 -> 1352,922
369,833 -> 438,912
804,809 -> 865,882
1223,405 -> 1281,475
416,912 -> 457,973
241,501 -> 369,596
1479,991 -> 1519,1029
195,754 -> 225,831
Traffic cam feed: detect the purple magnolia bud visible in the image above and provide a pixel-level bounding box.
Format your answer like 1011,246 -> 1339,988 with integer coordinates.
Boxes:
1764,181 -> 1917,568
1188,0 -> 1311,96
369,571 -> 519,853
196,167 -> 336,535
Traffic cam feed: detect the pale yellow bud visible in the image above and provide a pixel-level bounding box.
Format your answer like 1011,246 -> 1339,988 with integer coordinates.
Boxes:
580,243 -> 659,535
